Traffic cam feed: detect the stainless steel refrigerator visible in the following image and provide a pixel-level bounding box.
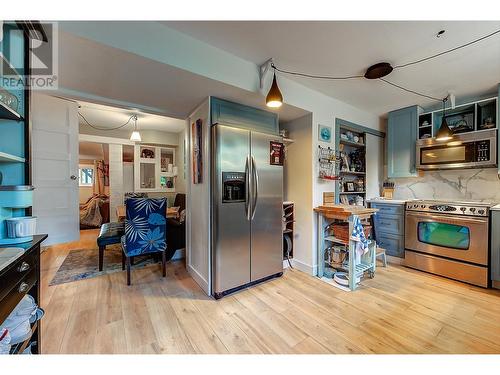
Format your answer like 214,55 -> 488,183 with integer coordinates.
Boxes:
211,124 -> 283,299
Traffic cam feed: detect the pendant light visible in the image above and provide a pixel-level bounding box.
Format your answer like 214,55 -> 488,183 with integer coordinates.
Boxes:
266,69 -> 283,108
130,115 -> 141,142
436,98 -> 452,141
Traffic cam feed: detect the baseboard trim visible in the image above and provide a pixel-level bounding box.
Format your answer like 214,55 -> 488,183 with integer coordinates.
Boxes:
187,264 -> 209,295
288,258 -> 316,275
492,280 -> 500,290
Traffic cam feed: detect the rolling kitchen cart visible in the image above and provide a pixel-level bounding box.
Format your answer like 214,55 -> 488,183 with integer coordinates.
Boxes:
314,205 -> 378,291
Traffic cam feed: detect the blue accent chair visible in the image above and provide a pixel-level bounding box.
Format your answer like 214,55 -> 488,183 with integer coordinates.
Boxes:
121,198 -> 167,285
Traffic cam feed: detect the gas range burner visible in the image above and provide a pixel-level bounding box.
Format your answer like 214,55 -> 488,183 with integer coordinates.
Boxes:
405,199 -> 494,217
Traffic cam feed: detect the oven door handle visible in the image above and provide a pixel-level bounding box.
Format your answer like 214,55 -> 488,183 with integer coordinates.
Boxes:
405,211 -> 488,224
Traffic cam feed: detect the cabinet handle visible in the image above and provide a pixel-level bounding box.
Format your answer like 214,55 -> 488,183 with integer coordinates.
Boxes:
18,262 -> 30,272
18,282 -> 29,293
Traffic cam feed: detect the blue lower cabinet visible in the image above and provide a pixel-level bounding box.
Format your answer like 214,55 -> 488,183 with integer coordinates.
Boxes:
376,232 -> 405,258
373,213 -> 404,237
369,202 -> 406,258
387,106 -> 420,178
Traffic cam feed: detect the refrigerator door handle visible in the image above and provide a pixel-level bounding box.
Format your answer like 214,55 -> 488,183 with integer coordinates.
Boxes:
251,155 -> 259,220
245,155 -> 251,220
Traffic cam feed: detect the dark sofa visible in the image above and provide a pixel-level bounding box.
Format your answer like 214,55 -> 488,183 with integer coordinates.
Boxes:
166,193 -> 186,260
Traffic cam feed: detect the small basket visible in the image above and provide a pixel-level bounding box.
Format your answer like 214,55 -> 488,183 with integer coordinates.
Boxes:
330,222 -> 371,242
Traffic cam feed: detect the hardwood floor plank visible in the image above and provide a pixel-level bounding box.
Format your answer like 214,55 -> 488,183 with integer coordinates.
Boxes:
39,230 -> 500,354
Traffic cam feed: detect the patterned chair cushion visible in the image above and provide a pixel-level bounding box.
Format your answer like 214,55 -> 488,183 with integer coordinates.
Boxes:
123,198 -> 167,257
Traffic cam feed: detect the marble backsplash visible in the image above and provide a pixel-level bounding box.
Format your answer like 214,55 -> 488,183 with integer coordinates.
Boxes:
390,168 -> 500,203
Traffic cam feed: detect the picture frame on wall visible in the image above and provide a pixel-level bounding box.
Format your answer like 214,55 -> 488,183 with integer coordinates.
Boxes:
192,118 -> 203,184
318,124 -> 332,143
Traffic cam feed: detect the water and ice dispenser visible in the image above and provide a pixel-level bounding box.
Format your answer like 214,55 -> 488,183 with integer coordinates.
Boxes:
222,172 -> 246,203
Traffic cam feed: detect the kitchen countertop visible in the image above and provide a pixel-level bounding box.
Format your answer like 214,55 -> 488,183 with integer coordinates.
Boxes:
366,198 -> 410,205
491,204 -> 500,211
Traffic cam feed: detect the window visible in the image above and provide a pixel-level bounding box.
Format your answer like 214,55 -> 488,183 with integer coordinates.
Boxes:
79,167 -> 94,186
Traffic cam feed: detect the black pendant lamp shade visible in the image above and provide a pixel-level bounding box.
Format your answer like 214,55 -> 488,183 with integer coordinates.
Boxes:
266,70 -> 283,108
364,62 -> 393,79
436,99 -> 453,141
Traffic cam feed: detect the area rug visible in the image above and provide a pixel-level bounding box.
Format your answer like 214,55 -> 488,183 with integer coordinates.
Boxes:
49,245 -> 156,286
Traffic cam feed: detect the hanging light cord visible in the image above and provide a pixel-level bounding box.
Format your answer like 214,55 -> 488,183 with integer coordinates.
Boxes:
393,28 -> 500,69
78,112 -> 137,131
270,28 -> 500,102
271,63 -> 363,80
378,78 -> 443,101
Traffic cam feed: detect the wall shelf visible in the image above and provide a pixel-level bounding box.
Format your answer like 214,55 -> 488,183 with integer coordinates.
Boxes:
339,171 -> 365,176
0,151 -> 25,163
340,139 -> 365,148
339,191 -> 366,195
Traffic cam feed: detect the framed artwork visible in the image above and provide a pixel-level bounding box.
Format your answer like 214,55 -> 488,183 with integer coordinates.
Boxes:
192,119 -> 203,184
345,182 -> 355,192
318,124 -> 332,143
269,141 -> 284,166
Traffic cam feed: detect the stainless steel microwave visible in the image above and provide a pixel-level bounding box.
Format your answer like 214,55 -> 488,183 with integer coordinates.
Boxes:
416,129 -> 497,170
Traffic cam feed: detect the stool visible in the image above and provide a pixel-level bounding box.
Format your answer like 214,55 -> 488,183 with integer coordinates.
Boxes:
97,222 -> 125,271
376,247 -> 387,267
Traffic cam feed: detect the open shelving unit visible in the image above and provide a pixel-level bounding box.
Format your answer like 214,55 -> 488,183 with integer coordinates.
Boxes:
418,96 -> 498,140
336,126 -> 367,206
0,22 -> 41,355
283,201 -> 294,267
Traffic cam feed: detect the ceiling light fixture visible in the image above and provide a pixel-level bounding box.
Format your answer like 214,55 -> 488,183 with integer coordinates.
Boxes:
436,97 -> 453,142
266,69 -> 283,108
364,62 -> 394,79
129,115 -> 141,142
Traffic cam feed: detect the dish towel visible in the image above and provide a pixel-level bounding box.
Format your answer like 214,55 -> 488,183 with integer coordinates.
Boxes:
350,215 -> 369,259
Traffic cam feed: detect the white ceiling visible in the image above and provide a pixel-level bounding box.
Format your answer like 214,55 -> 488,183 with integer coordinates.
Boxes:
57,31 -> 308,123
165,21 -> 500,115
77,99 -> 186,133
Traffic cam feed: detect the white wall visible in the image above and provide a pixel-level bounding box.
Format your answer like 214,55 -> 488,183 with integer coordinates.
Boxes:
269,77 -> 382,275
108,144 -> 123,222
186,98 -> 211,294
282,114 -> 313,273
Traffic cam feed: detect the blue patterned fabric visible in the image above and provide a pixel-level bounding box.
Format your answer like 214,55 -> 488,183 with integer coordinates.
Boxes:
122,198 -> 167,257
350,215 -> 368,250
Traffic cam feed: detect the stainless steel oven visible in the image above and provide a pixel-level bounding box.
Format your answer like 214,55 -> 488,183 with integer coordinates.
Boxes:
416,129 -> 497,170
404,200 -> 492,287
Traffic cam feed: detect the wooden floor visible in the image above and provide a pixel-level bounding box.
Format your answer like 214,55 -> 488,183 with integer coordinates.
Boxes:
40,229 -> 500,354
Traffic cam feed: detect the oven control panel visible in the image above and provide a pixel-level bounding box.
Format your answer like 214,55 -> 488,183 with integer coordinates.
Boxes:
406,201 -> 490,217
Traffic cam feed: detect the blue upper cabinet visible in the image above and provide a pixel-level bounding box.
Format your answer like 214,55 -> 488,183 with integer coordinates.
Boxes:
210,97 -> 279,134
387,106 -> 420,178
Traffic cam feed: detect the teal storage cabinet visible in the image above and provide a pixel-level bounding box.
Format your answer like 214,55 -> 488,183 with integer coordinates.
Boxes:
368,201 -> 405,258
386,106 -> 420,178
210,97 -> 279,134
